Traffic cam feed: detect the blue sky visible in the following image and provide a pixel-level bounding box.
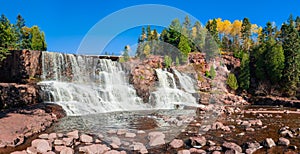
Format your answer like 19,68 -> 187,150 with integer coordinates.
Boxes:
1,0 -> 300,55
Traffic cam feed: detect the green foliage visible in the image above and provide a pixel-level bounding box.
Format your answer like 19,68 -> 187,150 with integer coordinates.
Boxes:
175,57 -> 180,66
239,53 -> 250,90
241,18 -> 252,51
204,32 -> 219,60
206,19 -> 220,45
119,45 -> 130,62
31,26 -> 47,51
164,55 -> 172,68
178,35 -> 191,60
227,73 -> 239,90
209,65 -> 216,79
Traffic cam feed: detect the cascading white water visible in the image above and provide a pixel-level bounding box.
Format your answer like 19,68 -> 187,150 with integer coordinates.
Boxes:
38,52 -> 149,116
38,52 -> 203,115
149,69 -> 202,109
173,69 -> 197,93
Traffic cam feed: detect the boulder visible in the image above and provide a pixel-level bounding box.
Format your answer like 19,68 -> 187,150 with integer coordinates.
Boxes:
190,136 -> 207,146
222,142 -> 242,153
125,132 -> 136,138
60,147 -> 74,154
170,139 -> 184,148
278,137 -> 290,146
31,139 -> 51,153
80,134 -> 93,143
79,144 -> 110,154
66,130 -> 79,139
264,138 -> 276,148
148,132 -> 165,147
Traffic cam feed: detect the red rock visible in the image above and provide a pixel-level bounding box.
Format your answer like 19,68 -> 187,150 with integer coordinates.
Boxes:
66,130 -> 79,139
31,139 -> 51,153
60,147 -> 74,154
148,132 -> 165,147
170,139 -> 184,148
80,134 -> 93,143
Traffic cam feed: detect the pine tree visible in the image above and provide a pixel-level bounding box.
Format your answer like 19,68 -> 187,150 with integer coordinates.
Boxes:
206,19 -> 220,45
30,26 -> 47,51
239,53 -> 250,90
178,35 -> 191,62
280,16 -> 300,96
241,18 -> 252,52
15,14 -> 25,49
204,32 -> 219,61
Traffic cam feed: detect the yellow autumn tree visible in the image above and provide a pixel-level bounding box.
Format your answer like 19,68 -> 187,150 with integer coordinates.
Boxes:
230,20 -> 242,37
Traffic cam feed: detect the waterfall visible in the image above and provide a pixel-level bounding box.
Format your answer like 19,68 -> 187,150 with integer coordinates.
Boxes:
38,52 -> 202,116
38,52 -> 148,116
149,69 -> 201,109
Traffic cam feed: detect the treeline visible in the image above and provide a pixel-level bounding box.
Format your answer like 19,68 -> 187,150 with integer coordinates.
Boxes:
0,14 -> 47,61
135,15 -> 300,97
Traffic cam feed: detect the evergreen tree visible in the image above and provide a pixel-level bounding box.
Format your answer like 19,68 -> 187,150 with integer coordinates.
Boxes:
15,14 -> 25,49
280,16 -> 300,96
239,53 -> 250,90
206,19 -> 220,45
182,15 -> 191,37
146,25 -> 152,41
241,18 -> 252,51
204,32 -> 219,61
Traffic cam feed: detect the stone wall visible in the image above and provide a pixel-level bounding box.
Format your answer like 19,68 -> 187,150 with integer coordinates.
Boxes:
0,83 -> 41,109
0,50 -> 42,110
0,50 -> 42,83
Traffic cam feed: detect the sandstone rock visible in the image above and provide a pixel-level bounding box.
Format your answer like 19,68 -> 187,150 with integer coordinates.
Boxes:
264,138 -> 276,148
66,130 -> 79,139
208,146 -> 222,151
148,132 -> 165,146
38,133 -> 49,139
189,148 -> 206,153
62,138 -> 73,146
98,133 -> 104,139
31,139 -> 51,153
111,137 -> 121,146
11,151 -> 27,154
57,133 -> 64,138
80,134 -> 93,143
170,139 -> 184,148
178,149 -> 191,154
225,149 -> 241,154
48,133 -> 57,140
54,139 -> 63,145
222,142 -> 242,153
280,130 -> 294,138
117,129 -> 127,135
190,136 -> 206,146
246,128 -> 255,132
110,143 -> 119,149
105,150 -> 122,154
26,146 -> 38,154
43,152 -> 56,154
278,137 -> 290,146
107,129 -> 117,134
54,146 -> 65,152
246,148 -> 257,154
125,132 -> 136,138
212,151 -> 222,154
207,140 -> 216,146
79,144 -> 110,154
60,147 -> 74,154
137,130 -> 146,134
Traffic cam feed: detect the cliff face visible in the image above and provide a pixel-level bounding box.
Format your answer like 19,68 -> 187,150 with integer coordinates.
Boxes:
0,50 -> 42,110
0,50 -> 42,83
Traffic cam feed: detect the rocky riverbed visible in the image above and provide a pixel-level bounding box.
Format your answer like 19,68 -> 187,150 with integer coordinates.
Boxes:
4,104 -> 300,154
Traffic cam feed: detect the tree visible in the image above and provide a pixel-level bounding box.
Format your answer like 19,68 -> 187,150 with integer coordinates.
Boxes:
227,73 -> 239,90
146,25 -> 152,41
164,55 -> 172,68
206,19 -> 220,45
143,44 -> 151,57
178,35 -> 191,62
30,26 -> 47,51
280,16 -> 300,96
122,45 -> 130,62
239,53 -> 250,90
182,15 -> 191,37
0,14 -> 16,50
204,32 -> 219,60
15,14 -> 25,49
241,18 -> 252,51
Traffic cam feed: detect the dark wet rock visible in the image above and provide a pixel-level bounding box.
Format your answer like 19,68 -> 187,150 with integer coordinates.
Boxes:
222,142 -> 242,153
66,130 -> 79,140
208,146 -> 222,151
264,138 -> 276,148
278,137 -> 290,146
79,144 -> 110,154
148,132 -> 165,147
80,134 -> 93,143
245,127 -> 255,132
212,122 -> 224,130
170,139 -> 184,148
225,149 -> 241,154
280,130 -> 294,138
60,147 -> 74,154
178,149 -> 191,154
190,136 -> 207,147
207,140 -> 216,146
31,139 -> 51,153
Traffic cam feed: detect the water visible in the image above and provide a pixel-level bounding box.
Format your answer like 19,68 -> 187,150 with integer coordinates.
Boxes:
39,52 -> 148,115
38,52 -> 201,115
149,69 -> 202,109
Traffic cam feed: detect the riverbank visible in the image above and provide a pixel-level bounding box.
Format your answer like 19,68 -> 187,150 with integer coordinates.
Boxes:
0,103 -> 65,153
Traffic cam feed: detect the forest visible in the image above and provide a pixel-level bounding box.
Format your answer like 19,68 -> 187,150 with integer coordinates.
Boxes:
0,14 -> 47,61
134,15 -> 300,98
